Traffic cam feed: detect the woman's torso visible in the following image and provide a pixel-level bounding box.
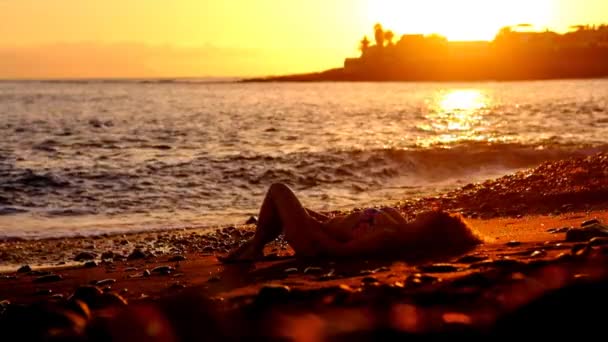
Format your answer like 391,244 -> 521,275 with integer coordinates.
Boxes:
322,207 -> 406,241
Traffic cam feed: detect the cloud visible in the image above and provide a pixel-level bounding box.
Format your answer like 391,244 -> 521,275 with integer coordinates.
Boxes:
0,42 -> 342,79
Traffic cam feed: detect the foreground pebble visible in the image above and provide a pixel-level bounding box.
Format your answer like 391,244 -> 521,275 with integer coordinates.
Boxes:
565,220 -> 608,242
16,265 -> 32,273
33,274 -> 63,283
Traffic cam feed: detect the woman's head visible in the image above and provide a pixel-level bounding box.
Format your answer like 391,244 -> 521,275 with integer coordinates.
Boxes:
408,210 -> 486,256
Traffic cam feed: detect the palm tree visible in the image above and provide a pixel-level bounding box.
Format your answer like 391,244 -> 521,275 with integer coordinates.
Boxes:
384,30 -> 395,46
374,23 -> 385,47
359,36 -> 370,54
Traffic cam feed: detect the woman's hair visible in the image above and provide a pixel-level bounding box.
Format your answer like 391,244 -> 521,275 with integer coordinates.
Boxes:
405,210 -> 486,258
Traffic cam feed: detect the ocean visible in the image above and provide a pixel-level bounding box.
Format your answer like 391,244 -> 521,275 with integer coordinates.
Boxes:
0,79 -> 607,239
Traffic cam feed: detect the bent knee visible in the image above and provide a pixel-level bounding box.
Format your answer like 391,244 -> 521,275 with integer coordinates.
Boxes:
269,183 -> 293,196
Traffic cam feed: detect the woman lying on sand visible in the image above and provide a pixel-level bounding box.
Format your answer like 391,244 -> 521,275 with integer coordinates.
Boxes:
219,183 -> 483,263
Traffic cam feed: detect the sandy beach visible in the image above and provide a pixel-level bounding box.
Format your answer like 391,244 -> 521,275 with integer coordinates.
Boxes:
1,153 -> 608,340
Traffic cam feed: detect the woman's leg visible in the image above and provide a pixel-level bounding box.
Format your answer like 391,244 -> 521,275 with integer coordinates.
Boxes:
220,183 -> 339,262
219,186 -> 283,262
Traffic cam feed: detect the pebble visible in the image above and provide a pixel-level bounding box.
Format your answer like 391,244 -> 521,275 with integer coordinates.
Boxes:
555,252 -> 574,262
582,219 -> 601,227
418,264 -> 459,273
337,284 -> 354,293
588,237 -> 608,246
74,251 -> 97,261
506,241 -> 521,247
151,265 -> 174,275
202,246 -> 215,253
361,276 -> 379,284
84,261 -> 98,268
303,267 -> 323,274
571,243 -> 587,254
257,284 -> 291,298
143,270 -> 151,277
101,251 -> 114,260
284,268 -> 298,274
168,255 -> 187,262
70,285 -> 103,307
16,265 -> 32,273
574,246 -> 592,258
95,279 -> 116,286
33,274 -> 63,283
406,273 -> 438,286
457,254 -> 489,263
548,226 -> 571,234
566,222 -> 608,242
530,250 -> 547,258
127,248 -> 147,260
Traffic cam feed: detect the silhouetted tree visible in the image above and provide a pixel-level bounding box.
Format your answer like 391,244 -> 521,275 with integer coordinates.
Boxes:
495,26 -> 513,42
374,23 -> 385,47
359,36 -> 370,54
384,30 -> 395,46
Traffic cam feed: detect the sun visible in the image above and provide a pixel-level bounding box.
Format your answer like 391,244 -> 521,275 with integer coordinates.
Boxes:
366,0 -> 553,41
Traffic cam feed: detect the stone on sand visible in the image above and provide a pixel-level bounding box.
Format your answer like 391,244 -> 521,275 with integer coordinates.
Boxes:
74,252 -> 96,261
16,265 -> 31,273
565,221 -> 608,242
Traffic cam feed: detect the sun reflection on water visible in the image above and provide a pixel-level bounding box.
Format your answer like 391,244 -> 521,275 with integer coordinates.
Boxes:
417,89 -> 492,147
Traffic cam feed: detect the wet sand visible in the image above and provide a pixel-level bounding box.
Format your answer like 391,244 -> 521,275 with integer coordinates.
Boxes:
1,153 -> 608,340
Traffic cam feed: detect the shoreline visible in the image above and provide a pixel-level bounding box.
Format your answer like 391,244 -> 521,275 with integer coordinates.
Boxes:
240,68 -> 608,83
2,209 -> 607,301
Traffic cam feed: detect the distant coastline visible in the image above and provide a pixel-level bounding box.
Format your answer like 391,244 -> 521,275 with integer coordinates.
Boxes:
243,24 -> 608,82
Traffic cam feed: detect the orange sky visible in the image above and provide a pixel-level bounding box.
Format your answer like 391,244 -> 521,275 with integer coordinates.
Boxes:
0,0 -> 606,78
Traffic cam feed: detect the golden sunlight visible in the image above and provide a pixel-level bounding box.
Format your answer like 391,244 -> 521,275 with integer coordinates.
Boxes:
440,90 -> 486,112
367,0 -> 553,41
417,89 -> 491,146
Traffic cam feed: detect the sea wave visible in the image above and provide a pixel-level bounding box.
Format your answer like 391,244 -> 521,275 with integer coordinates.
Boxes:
1,141 -> 605,215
